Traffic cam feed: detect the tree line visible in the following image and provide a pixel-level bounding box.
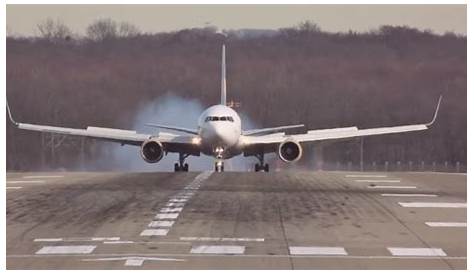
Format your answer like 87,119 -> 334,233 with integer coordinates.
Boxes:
6,20 -> 466,171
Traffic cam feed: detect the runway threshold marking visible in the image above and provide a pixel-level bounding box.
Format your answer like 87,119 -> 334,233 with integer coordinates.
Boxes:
190,245 -> 245,254
356,179 -> 401,183
398,202 -> 467,208
387,247 -> 447,257
155,213 -> 179,219
289,246 -> 348,256
160,207 -> 183,213
381,194 -> 438,197
425,222 -> 467,227
368,186 -> 416,189
36,245 -> 96,254
345,175 -> 387,178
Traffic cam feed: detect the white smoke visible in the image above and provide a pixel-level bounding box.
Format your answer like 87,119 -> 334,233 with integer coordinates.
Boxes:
93,93 -> 263,172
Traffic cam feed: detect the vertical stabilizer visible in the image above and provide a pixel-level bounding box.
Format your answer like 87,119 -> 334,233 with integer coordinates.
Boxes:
220,44 -> 226,105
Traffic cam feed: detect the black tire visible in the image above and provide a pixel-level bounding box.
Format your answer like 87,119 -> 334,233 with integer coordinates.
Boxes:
184,163 -> 189,172
264,164 -> 269,172
221,165 -> 224,172
215,164 -> 219,172
255,164 -> 260,172
174,163 -> 179,172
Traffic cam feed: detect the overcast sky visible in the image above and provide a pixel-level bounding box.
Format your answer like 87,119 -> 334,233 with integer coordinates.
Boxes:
6,4 -> 466,36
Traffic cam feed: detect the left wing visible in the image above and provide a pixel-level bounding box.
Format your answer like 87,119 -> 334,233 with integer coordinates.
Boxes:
243,124 -> 305,136
242,96 -> 442,155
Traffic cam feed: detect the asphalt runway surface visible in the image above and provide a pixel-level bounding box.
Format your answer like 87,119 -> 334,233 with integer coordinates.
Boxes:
6,171 -> 466,269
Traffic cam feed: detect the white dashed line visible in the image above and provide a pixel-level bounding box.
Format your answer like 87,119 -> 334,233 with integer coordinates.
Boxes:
23,175 -> 64,178
160,207 -> 183,213
381,194 -> 438,197
7,180 -> 45,184
425,222 -> 467,227
149,221 -> 175,228
368,186 -> 416,189
190,245 -> 245,254
36,245 -> 96,254
34,237 -> 120,242
82,256 -> 185,266
398,202 -> 467,208
34,238 -> 63,242
387,247 -> 447,257
289,246 -> 348,256
155,213 -> 180,219
140,229 -> 169,236
103,241 -> 135,244
180,237 -> 264,242
6,187 -> 23,190
356,179 -> 401,183
345,175 -> 387,178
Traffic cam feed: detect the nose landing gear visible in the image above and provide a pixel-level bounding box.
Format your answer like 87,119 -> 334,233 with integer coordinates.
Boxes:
174,153 -> 190,172
214,146 -> 224,172
254,153 -> 269,172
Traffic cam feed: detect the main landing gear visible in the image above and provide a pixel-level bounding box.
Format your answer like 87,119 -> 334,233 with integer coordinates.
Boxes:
174,153 -> 189,172
254,153 -> 269,172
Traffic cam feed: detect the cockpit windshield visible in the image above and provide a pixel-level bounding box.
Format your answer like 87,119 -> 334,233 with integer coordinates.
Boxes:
205,116 -> 234,122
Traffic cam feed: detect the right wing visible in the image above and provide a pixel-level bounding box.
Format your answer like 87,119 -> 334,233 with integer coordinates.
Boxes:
6,100 -> 201,155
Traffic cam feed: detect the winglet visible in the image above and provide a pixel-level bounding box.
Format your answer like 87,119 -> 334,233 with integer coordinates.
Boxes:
6,97 -> 19,126
426,95 -> 442,127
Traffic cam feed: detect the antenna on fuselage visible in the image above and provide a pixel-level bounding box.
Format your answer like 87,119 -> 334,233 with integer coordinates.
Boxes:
220,44 -> 226,105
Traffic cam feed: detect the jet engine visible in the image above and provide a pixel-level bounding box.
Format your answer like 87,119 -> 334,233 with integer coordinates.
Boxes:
140,140 -> 164,163
278,140 -> 303,162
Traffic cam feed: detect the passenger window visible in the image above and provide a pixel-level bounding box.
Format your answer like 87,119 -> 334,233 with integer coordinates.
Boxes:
228,116 -> 234,122
205,117 -> 210,122
211,117 -> 219,121
220,117 -> 227,121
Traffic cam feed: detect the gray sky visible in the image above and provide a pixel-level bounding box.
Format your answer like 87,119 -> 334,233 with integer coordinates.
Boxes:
6,4 -> 466,36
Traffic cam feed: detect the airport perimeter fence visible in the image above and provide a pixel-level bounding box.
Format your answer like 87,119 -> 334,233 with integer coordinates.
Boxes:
320,161 -> 466,173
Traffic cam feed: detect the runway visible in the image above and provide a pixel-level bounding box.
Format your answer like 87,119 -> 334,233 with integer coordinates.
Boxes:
6,171 -> 466,269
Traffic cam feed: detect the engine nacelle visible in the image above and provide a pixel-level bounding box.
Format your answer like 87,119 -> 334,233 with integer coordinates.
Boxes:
140,140 -> 164,163
278,140 -> 303,163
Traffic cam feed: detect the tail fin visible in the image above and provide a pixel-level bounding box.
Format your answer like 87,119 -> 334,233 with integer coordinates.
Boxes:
220,44 -> 226,105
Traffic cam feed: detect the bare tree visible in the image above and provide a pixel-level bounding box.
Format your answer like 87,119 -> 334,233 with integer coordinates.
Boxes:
37,18 -> 72,41
118,22 -> 140,37
86,18 -> 118,41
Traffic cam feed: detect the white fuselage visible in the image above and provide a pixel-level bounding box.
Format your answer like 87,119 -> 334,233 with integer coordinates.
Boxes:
197,105 -> 242,159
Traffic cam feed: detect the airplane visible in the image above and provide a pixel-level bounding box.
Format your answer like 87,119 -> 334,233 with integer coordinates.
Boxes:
6,44 -> 442,172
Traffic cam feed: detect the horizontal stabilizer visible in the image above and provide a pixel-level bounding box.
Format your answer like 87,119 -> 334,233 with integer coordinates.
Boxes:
145,123 -> 198,135
243,124 -> 305,136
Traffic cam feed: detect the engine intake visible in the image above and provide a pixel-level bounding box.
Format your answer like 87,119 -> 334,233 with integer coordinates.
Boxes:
278,140 -> 303,162
141,140 -> 164,163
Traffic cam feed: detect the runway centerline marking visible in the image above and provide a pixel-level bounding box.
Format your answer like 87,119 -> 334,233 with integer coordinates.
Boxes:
368,186 -> 416,189
155,213 -> 179,220
381,194 -> 438,197
289,246 -> 348,256
425,222 -> 467,227
160,207 -> 183,213
34,237 -> 119,242
398,202 -> 466,208
149,221 -> 175,228
387,247 -> 447,257
36,245 -> 96,254
82,256 -> 185,267
355,179 -> 401,183
140,229 -> 169,236
190,245 -> 245,254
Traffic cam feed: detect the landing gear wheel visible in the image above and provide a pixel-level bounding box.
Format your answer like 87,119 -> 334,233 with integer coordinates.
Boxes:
254,153 -> 270,172
184,163 -> 189,172
174,153 -> 190,172
215,161 -> 224,172
264,163 -> 269,172
255,164 -> 260,172
174,163 -> 180,172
